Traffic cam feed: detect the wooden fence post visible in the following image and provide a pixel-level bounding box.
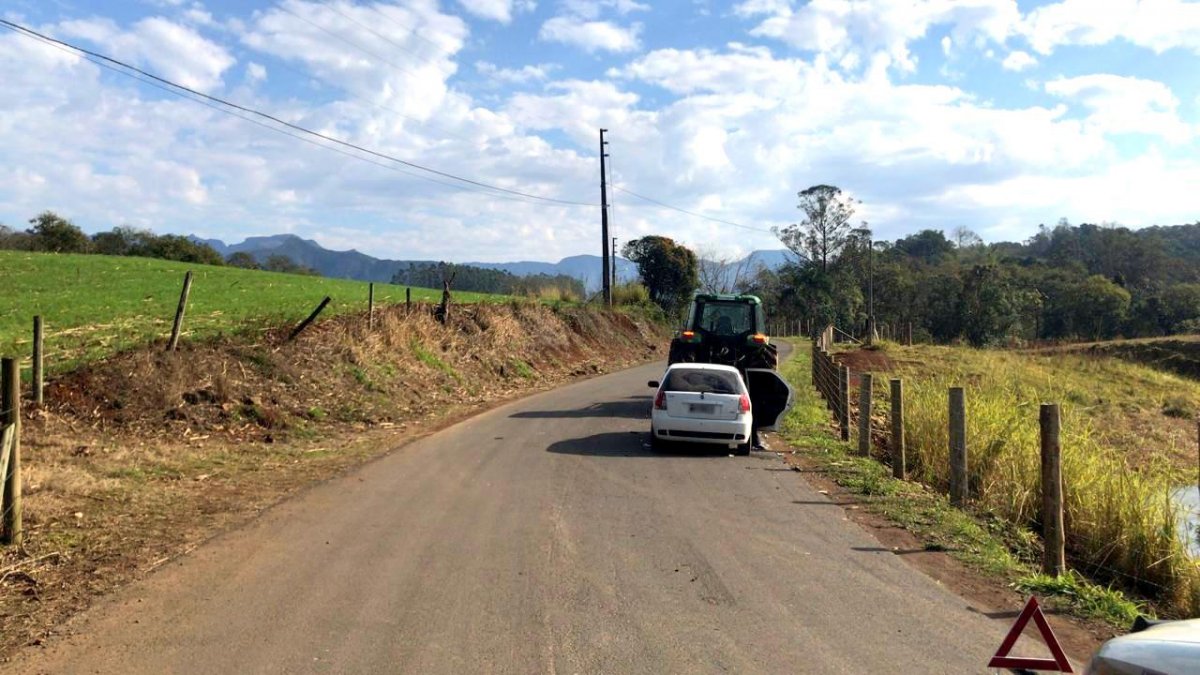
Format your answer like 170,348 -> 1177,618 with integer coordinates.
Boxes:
810,338 -> 817,386
368,283 -> 375,330
405,287 -> 412,313
906,321 -> 913,346
949,387 -> 967,507
2,357 -> 21,546
890,378 -> 906,480
1040,403 -> 1065,576
32,316 -> 43,405
858,373 -> 873,456
167,271 -> 193,352
289,296 -> 332,341
838,365 -> 850,441
822,350 -> 833,409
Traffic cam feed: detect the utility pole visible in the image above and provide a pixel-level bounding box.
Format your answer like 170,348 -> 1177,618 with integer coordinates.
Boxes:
599,128 -> 611,306
611,236 -> 618,293
868,230 -> 876,344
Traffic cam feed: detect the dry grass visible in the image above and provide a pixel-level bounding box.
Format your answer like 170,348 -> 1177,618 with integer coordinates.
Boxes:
843,343 -> 1200,617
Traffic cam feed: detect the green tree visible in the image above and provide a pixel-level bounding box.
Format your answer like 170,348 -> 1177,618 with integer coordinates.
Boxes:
894,229 -> 954,264
27,211 -> 90,253
264,254 -> 318,275
958,264 -> 1019,346
1067,275 -> 1131,339
1160,283 -> 1200,333
621,236 -> 698,315
227,251 -> 261,269
91,226 -> 143,256
773,185 -> 858,271
129,234 -> 224,265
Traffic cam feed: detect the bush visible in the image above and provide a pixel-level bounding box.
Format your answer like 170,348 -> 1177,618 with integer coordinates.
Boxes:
28,211 -> 91,253
612,281 -> 650,306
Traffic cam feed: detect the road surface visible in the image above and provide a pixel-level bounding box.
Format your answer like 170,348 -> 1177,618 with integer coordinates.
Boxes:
17,359 -> 1020,674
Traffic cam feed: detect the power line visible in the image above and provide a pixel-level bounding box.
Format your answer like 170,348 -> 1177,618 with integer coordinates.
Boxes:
242,48 -> 478,146
367,2 -> 453,56
318,1 -> 436,65
0,18 -> 594,208
10,27 -> 551,206
273,3 -> 434,86
614,186 -> 773,233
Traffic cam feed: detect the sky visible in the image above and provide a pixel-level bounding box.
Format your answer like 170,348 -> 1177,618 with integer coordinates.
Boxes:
1,0 -> 1198,263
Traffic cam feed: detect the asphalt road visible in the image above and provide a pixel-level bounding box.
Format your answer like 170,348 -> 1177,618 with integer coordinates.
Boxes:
17,359 -> 1019,674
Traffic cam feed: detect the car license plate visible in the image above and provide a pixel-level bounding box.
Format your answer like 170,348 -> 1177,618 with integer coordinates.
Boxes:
689,403 -> 716,414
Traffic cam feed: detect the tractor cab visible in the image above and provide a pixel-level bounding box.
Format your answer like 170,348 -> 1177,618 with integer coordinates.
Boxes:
668,293 -> 791,430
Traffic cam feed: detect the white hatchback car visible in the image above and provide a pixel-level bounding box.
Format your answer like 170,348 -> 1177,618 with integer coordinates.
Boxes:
648,363 -> 753,454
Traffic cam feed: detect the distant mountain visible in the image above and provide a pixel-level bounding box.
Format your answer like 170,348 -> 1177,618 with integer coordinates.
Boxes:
188,234 -> 650,292
472,255 -> 639,291
744,249 -> 792,271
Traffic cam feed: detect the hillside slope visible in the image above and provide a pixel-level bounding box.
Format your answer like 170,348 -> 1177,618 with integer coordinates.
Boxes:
0,250 -> 504,369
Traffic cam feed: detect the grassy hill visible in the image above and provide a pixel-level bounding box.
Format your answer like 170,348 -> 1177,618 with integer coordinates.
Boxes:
1033,335 -> 1200,381
0,250 -> 508,370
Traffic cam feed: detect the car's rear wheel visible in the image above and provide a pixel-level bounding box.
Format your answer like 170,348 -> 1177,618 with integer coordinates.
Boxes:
734,441 -> 751,456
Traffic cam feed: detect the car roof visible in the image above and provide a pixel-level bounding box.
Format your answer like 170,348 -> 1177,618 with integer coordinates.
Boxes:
665,363 -> 741,374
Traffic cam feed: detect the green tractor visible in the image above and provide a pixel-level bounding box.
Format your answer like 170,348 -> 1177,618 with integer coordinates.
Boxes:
667,293 -> 792,438
668,293 -> 778,370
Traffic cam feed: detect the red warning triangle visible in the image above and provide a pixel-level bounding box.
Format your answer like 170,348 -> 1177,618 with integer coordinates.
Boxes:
988,596 -> 1073,672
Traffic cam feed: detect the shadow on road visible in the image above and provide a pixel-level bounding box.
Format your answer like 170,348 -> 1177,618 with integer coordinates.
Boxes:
546,432 -> 732,458
511,397 -> 650,420
850,546 -> 952,555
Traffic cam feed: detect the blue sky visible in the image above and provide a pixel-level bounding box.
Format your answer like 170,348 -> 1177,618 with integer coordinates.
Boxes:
1,0 -> 1198,262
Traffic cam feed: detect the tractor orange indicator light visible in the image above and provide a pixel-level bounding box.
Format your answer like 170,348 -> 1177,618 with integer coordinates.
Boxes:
751,333 -> 768,344
682,330 -> 696,338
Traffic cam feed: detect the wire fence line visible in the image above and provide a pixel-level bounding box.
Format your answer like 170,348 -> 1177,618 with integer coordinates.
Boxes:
804,324 -> 1194,607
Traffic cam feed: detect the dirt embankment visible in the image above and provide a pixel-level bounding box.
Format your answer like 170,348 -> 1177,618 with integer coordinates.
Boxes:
0,302 -> 668,659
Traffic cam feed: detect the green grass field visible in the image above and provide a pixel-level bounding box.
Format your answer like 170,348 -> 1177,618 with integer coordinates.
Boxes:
0,250 -> 509,370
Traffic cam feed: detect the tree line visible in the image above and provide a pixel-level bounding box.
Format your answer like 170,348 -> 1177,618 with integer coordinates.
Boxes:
0,211 -> 319,274
390,262 -> 585,299
617,185 -> 1200,346
744,185 -> 1200,345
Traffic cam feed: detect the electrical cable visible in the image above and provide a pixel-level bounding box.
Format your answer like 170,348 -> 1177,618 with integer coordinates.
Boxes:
0,18 -> 595,207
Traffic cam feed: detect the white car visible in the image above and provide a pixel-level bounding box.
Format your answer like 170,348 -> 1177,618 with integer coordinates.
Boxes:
1086,616 -> 1200,674
648,363 -> 753,455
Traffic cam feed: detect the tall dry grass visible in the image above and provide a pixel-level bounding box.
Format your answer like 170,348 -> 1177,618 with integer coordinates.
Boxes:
875,345 -> 1200,616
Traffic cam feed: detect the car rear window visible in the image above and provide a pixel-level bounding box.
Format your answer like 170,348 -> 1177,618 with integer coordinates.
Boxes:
663,369 -> 742,394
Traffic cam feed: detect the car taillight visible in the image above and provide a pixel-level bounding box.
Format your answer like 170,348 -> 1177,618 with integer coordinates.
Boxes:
655,390 -> 667,410
739,394 -> 751,413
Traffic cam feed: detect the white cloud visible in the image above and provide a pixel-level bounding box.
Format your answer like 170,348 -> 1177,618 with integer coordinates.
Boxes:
539,16 -> 642,52
240,0 -> 468,120
2,1 -> 1198,267
734,0 -> 1020,73
563,0 -> 650,19
1044,74 -> 1192,143
245,62 -> 267,82
475,61 -> 557,84
456,0 -> 519,23
1001,49 -> 1036,71
58,16 -> 235,90
1024,0 -> 1200,55
936,151 -> 1200,224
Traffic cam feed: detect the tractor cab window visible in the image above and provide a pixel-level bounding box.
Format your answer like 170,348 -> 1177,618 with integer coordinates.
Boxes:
697,301 -> 754,336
